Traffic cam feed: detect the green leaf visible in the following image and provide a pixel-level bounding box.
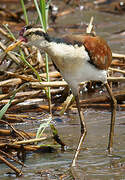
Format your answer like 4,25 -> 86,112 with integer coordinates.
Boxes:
39,0 -> 47,31
3,24 -> 16,41
34,0 -> 44,30
20,0 -> 29,25
0,92 -> 16,119
19,49 -> 41,82
36,116 -> 52,139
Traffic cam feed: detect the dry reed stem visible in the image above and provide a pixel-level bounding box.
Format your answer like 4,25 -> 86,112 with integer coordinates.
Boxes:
0,128 -> 36,137
112,52 -> 125,59
0,120 -> 25,139
1,70 -> 61,81
109,67 -> 125,74
12,137 -> 47,145
0,77 -> 123,89
0,155 -> 22,176
0,78 -> 22,87
0,42 -> 21,65
0,150 -> 26,167
0,89 -> 63,100
0,28 -> 12,39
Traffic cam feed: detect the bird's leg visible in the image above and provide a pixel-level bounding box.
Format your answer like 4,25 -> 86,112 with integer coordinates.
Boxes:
104,82 -> 117,154
71,94 -> 87,167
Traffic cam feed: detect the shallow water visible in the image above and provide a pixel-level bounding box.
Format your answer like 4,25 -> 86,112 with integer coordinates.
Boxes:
0,0 -> 125,179
0,110 -> 125,179
60,110 -> 124,179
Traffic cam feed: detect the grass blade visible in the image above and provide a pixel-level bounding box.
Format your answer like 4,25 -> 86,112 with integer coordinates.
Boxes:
34,0 -> 44,29
3,24 -> 16,41
39,0 -> 46,31
0,92 -> 16,119
19,49 -> 41,82
36,116 -> 52,139
20,0 -> 29,25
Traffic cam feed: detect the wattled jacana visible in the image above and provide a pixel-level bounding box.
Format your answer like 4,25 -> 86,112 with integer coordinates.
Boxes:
17,26 -> 117,166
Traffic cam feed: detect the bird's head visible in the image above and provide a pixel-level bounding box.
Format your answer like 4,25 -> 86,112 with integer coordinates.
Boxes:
5,25 -> 50,53
19,26 -> 49,49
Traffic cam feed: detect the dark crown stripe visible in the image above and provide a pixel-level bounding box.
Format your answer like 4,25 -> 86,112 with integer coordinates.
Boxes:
33,31 -> 50,41
25,25 -> 33,30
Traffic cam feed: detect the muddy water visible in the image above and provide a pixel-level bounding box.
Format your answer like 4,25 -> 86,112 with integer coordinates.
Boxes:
0,1 -> 125,179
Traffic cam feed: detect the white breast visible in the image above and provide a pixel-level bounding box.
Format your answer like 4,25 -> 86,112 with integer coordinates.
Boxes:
64,62 -> 107,95
46,42 -> 107,95
47,42 -> 89,70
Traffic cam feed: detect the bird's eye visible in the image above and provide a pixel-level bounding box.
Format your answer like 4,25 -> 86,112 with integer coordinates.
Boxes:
24,27 -> 27,31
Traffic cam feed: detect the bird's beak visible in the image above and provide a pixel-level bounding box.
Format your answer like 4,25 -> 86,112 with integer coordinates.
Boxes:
5,39 -> 23,53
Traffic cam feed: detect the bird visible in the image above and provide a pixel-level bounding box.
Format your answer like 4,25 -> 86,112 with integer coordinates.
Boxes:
17,25 -> 117,167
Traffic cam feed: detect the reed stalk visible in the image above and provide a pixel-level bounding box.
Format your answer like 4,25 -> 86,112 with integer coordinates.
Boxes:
20,0 -> 29,25
34,0 -> 52,114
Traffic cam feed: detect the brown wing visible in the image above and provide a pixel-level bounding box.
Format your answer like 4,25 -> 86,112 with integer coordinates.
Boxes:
62,34 -> 112,70
82,35 -> 112,70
